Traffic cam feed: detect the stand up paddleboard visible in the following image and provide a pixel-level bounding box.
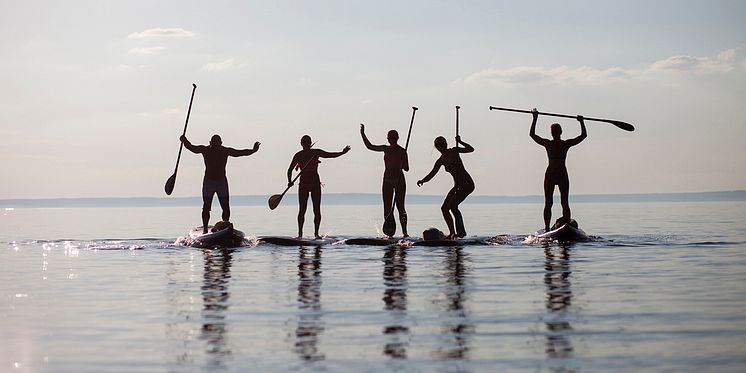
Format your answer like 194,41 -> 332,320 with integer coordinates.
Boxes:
411,238 -> 486,247
344,237 -> 401,246
259,236 -> 337,247
533,220 -> 589,243
184,222 -> 247,248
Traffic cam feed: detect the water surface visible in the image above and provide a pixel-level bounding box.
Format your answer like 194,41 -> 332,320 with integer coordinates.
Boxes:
2,202 -> 745,372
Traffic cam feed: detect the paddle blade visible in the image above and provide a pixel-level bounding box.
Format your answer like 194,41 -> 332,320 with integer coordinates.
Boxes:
268,194 -> 283,210
382,214 -> 396,237
164,174 -> 176,195
607,120 -> 635,132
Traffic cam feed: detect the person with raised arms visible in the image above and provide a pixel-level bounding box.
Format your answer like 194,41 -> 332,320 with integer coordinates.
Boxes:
360,124 -> 410,237
180,134 -> 260,233
287,135 -> 351,239
417,136 -> 475,239
529,108 -> 587,232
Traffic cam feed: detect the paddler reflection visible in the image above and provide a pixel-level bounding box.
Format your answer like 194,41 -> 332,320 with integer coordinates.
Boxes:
201,248 -> 234,368
382,245 -> 410,358
435,247 -> 474,359
543,243 -> 575,360
294,246 -> 325,361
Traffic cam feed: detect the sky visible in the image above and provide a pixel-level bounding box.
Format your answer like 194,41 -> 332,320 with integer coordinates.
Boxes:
1,0 -> 745,199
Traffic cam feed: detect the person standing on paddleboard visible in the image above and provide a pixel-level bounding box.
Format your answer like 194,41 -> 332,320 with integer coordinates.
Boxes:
360,124 -> 410,237
287,135 -> 351,239
181,134 -> 260,233
417,136 -> 475,239
529,108 -> 587,232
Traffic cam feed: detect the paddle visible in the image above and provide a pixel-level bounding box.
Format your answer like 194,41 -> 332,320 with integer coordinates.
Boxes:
489,106 -> 635,132
455,105 -> 460,148
164,83 -> 198,195
382,106 -> 418,237
268,144 -> 317,210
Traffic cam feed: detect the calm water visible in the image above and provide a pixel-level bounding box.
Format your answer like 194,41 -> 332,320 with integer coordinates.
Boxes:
2,202 -> 746,372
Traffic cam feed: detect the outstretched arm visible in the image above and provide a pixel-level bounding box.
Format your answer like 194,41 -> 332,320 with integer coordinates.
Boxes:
566,115 -> 588,147
455,136 -> 474,153
529,109 -> 549,146
317,146 -> 351,159
180,135 -> 205,154
417,160 -> 442,187
360,124 -> 386,152
226,142 -> 261,157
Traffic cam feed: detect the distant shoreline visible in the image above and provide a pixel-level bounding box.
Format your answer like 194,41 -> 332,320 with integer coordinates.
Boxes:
2,191 -> 745,209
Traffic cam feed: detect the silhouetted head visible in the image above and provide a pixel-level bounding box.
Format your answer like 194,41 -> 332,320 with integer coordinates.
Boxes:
387,130 -> 399,145
434,136 -> 447,152
550,123 -> 562,139
210,134 -> 222,147
300,135 -> 312,149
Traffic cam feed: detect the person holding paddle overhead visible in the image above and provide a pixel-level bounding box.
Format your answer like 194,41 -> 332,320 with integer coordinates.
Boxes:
287,135 -> 351,239
360,124 -> 410,237
181,134 -> 260,234
529,108 -> 587,232
417,136 -> 475,239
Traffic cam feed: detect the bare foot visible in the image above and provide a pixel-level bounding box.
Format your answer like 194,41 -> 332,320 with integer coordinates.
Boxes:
314,235 -> 323,240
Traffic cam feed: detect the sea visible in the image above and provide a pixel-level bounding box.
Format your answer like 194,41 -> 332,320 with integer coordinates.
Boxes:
2,196 -> 746,372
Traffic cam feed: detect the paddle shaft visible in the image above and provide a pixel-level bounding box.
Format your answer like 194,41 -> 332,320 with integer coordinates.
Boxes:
404,106 -> 417,149
173,84 -> 198,174
489,106 -> 634,131
455,106 -> 460,148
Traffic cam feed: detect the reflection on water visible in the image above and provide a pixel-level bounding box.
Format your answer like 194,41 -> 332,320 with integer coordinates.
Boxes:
543,244 -> 574,361
295,247 -> 325,361
437,247 -> 474,360
382,246 -> 409,359
201,248 -> 234,369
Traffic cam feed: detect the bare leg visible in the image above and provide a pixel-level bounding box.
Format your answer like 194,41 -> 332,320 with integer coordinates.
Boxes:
450,183 -> 473,238
395,180 -> 408,237
441,189 -> 457,238
311,185 -> 322,239
382,182 -> 395,236
298,187 -> 309,238
217,181 -> 230,222
201,209 -> 210,234
543,178 -> 555,232
559,178 -> 571,222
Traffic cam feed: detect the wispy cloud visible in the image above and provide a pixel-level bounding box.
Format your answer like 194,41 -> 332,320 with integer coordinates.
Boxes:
201,58 -> 248,72
648,49 -> 734,74
461,48 -> 741,86
128,46 -> 166,55
127,28 -> 194,39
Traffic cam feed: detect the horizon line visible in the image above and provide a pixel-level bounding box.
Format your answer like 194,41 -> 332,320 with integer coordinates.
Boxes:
2,190 -> 745,208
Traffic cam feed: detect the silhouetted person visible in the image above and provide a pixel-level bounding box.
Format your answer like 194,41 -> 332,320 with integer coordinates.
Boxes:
529,109 -> 587,232
417,136 -> 475,239
360,124 -> 409,237
181,134 -> 260,233
287,135 -> 350,239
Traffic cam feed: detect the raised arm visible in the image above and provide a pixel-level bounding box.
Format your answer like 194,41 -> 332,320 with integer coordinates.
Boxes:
455,136 -> 474,153
529,109 -> 549,146
226,141 -> 261,157
417,159 -> 442,187
359,124 -> 386,152
180,135 -> 205,154
316,146 -> 351,159
566,115 -> 588,147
